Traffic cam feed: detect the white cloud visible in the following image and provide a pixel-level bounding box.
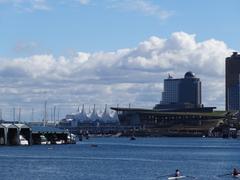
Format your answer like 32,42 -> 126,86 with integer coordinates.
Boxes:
77,0 -> 90,5
0,0 -> 50,12
31,0 -> 50,11
109,0 -> 173,20
0,0 -> 172,19
0,0 -> 90,12
0,32 -> 232,120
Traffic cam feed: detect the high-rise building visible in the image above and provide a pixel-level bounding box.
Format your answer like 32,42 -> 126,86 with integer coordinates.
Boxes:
160,71 -> 202,107
161,75 -> 180,104
225,52 -> 240,111
178,72 -> 201,106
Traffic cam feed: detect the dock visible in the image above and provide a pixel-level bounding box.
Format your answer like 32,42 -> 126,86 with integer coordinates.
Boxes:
0,123 -> 76,146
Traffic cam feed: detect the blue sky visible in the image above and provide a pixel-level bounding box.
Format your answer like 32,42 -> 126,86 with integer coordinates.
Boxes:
0,0 -> 239,121
0,0 -> 239,57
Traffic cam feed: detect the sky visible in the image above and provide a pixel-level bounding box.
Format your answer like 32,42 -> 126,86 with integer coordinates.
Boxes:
0,0 -> 239,121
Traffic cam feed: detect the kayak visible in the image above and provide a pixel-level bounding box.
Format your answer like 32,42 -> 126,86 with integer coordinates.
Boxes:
233,174 -> 240,178
168,176 -> 186,180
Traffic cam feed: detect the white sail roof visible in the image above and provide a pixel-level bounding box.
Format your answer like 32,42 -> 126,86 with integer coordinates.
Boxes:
74,104 -> 89,122
101,104 -> 112,122
89,104 -> 100,122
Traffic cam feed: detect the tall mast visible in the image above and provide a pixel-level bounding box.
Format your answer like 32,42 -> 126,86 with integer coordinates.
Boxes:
44,101 -> 47,126
53,106 -> 56,125
18,107 -> 21,123
13,107 -> 16,123
0,108 -> 2,120
31,108 -> 34,122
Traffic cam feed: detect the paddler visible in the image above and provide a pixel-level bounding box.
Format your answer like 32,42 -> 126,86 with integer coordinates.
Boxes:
233,168 -> 239,176
175,169 -> 180,177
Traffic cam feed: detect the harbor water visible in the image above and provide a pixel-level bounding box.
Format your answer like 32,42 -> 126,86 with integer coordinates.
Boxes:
0,137 -> 240,180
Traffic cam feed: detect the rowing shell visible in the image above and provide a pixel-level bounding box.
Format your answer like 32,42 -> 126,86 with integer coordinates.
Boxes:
168,176 -> 186,180
233,174 -> 240,178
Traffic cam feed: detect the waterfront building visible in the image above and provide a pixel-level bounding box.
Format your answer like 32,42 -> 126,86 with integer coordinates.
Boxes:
226,52 -> 240,111
156,71 -> 202,110
111,107 -> 224,137
111,71 -> 219,137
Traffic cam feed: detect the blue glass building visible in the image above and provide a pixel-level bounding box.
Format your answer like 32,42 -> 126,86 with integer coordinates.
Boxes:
226,52 -> 240,111
160,71 -> 202,108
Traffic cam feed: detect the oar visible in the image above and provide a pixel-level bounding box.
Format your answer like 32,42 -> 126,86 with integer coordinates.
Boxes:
217,173 -> 232,177
156,174 -> 174,178
186,175 -> 196,179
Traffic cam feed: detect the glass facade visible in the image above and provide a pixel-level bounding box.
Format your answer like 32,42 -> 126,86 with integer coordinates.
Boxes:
161,79 -> 180,104
225,52 -> 240,111
227,84 -> 240,110
161,72 -> 201,107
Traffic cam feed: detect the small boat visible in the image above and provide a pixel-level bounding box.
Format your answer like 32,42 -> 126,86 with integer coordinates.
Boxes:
40,135 -> 50,145
168,176 -> 186,180
130,136 -> 136,140
19,135 -> 29,146
55,140 -> 64,144
79,135 -> 83,141
90,144 -> 98,147
67,133 -> 77,144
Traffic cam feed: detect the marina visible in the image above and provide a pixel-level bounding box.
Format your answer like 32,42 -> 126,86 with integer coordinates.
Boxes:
0,123 -> 76,146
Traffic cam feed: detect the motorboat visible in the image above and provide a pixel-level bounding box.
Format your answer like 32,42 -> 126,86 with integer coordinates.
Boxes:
19,135 -> 28,146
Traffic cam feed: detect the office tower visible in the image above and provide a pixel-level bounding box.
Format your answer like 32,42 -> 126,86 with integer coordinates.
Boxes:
161,71 -> 201,107
178,72 -> 201,106
161,75 -> 180,104
226,52 -> 240,111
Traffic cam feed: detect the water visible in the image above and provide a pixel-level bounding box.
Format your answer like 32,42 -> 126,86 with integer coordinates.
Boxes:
0,137 -> 240,180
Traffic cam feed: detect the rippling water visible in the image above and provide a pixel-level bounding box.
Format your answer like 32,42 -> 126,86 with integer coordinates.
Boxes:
0,137 -> 240,180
